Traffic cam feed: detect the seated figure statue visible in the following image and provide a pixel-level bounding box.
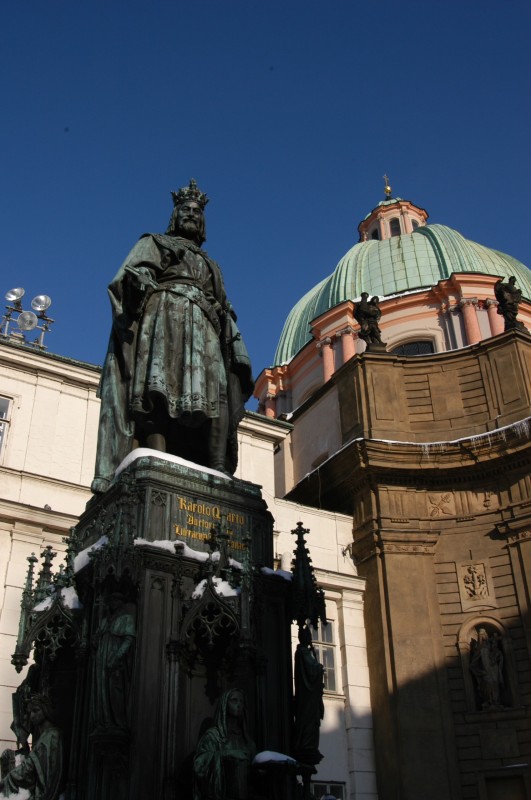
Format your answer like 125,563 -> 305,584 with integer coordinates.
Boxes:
0,694 -> 62,799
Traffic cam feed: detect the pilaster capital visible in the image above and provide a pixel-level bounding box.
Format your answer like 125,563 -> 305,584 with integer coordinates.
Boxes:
459,297 -> 478,308
336,326 -> 356,339
484,298 -> 499,309
316,337 -> 333,350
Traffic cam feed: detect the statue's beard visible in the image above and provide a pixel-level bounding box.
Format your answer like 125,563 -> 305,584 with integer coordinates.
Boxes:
176,219 -> 203,244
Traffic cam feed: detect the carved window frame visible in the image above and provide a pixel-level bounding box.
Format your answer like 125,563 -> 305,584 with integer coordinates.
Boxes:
311,619 -> 337,694
389,217 -> 401,237
312,781 -> 346,799
0,395 -> 12,461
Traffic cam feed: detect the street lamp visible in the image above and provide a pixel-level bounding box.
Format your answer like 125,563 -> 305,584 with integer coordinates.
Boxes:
1,288 -> 55,349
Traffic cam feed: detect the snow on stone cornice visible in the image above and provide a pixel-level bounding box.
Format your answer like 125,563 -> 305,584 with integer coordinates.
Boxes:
135,537 -> 210,562
74,535 -> 109,572
371,417 -> 530,451
261,567 -> 293,581
192,577 -> 240,599
300,417 -> 530,480
134,538 -> 243,569
115,448 -> 233,481
33,586 -> 82,612
253,751 -> 296,764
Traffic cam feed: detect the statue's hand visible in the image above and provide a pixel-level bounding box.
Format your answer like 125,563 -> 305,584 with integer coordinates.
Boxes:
124,265 -> 158,290
225,301 -> 238,322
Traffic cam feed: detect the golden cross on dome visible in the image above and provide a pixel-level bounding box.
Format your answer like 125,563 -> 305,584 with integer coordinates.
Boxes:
383,174 -> 392,198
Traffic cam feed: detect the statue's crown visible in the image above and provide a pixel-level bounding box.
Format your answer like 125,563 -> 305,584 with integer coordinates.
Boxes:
171,178 -> 209,210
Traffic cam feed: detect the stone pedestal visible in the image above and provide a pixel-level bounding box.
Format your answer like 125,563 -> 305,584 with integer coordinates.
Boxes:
67,452 -> 294,800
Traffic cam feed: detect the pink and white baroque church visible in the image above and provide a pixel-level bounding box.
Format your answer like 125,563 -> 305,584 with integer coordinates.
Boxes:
255,186 -> 531,421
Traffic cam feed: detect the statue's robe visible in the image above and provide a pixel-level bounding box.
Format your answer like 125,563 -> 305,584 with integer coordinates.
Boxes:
91,605 -> 136,730
193,709 -> 255,800
92,234 -> 253,492
2,726 -> 63,799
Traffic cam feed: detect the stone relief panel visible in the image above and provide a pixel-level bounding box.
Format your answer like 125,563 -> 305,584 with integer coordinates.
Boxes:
458,561 -> 497,612
427,492 -> 455,518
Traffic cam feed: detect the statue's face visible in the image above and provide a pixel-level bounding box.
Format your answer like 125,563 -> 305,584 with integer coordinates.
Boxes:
175,201 -> 204,242
28,702 -> 45,727
227,691 -> 244,718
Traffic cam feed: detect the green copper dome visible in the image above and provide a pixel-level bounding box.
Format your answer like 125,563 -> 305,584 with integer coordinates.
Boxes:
273,224 -> 531,366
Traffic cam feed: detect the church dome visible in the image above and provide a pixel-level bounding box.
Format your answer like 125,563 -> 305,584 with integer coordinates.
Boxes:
274,221 -> 531,366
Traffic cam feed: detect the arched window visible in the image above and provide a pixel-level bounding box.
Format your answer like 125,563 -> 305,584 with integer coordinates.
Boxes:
390,217 -> 401,237
371,229 -> 379,240
411,219 -> 419,230
391,340 -> 435,356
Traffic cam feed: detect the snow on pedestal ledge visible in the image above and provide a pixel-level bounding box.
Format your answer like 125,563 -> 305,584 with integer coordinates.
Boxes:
253,751 -> 297,764
115,447 -> 233,481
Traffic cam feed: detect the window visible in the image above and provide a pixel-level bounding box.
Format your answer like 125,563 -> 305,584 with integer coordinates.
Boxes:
312,781 -> 346,799
391,340 -> 435,356
411,219 -> 419,230
371,229 -> 379,240
311,621 -> 336,692
389,217 -> 401,237
0,397 -> 11,458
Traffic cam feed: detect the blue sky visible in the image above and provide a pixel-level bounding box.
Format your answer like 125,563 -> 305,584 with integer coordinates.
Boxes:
2,0 -> 530,388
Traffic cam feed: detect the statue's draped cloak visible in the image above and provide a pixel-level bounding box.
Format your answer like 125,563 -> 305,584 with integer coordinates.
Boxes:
91,605 -> 136,730
92,234 -> 253,490
293,643 -> 324,755
3,726 -> 63,799
193,691 -> 255,800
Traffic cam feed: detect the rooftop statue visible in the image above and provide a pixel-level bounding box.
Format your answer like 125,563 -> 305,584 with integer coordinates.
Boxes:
494,276 -> 527,333
354,292 -> 385,348
91,181 -> 254,493
0,694 -> 63,799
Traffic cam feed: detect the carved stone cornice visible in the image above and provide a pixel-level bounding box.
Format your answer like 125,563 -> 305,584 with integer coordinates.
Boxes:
378,530 -> 440,555
352,529 -> 440,564
495,509 -> 531,545
499,526 -> 531,546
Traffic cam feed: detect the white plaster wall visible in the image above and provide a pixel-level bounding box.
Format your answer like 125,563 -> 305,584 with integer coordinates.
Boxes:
289,387 -> 342,486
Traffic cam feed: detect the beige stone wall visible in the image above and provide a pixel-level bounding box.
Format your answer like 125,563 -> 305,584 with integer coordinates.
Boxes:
284,330 -> 531,489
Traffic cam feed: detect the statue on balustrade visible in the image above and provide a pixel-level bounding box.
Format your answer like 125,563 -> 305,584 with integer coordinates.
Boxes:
91,180 -> 254,493
193,688 -> 256,800
354,293 -> 385,347
494,276 -> 527,333
0,694 -> 63,799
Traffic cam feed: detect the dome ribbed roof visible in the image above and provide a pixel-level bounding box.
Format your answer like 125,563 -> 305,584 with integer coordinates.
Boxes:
273,224 -> 531,366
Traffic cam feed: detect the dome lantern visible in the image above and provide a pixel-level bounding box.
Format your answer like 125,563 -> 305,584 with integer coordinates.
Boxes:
358,191 -> 429,242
